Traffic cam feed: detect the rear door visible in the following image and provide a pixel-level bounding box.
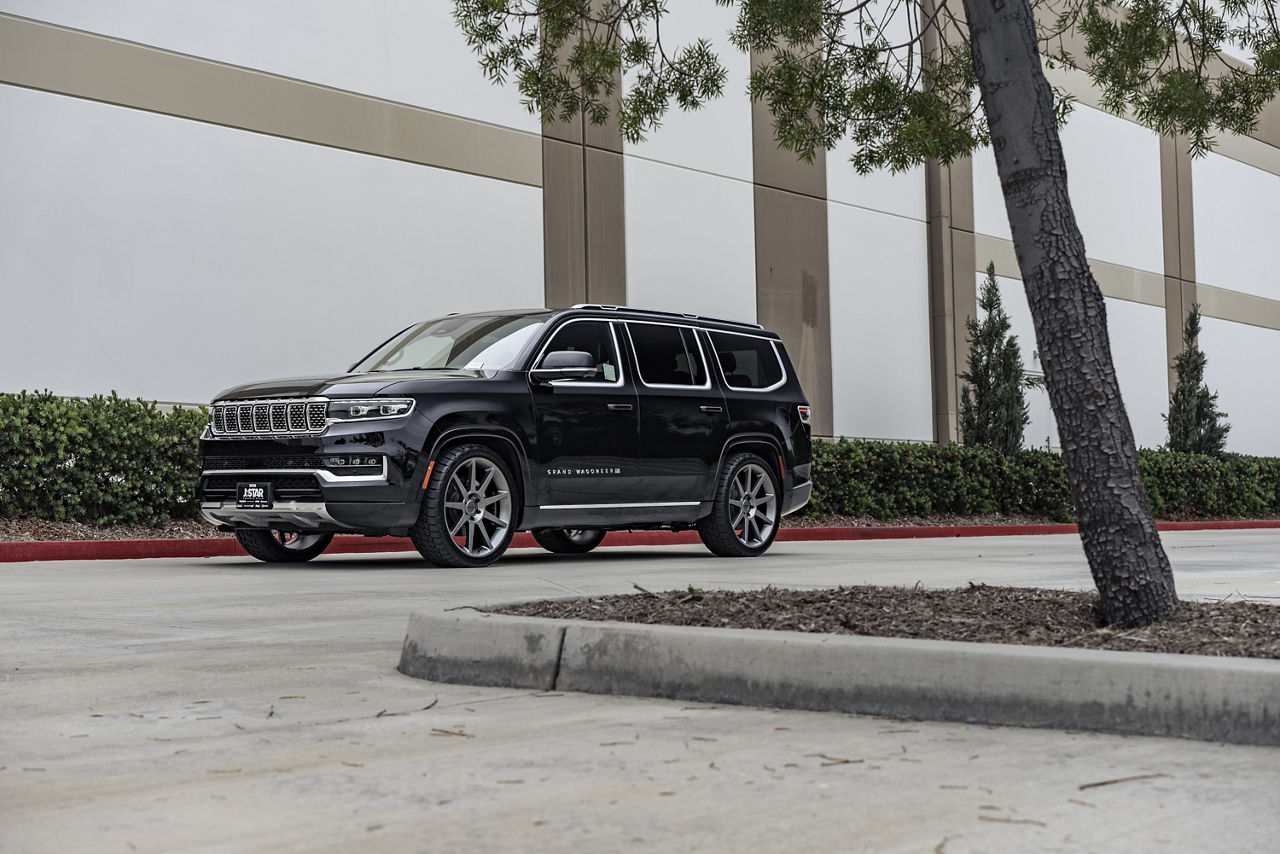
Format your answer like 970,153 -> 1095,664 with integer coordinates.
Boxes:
624,321 -> 728,505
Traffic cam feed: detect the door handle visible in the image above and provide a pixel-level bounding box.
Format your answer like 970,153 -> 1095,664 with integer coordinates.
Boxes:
700,405 -> 724,413
607,403 -> 633,411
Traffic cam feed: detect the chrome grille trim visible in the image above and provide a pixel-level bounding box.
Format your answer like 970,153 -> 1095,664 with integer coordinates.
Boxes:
207,397 -> 330,438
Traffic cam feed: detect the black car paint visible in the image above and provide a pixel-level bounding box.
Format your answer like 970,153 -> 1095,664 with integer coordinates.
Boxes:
200,307 -> 812,537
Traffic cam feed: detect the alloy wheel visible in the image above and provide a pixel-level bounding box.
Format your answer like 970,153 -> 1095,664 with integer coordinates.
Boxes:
442,456 -> 513,559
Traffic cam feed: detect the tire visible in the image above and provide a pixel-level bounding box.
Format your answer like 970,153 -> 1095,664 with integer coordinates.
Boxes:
411,443 -> 517,567
697,452 -> 781,557
234,530 -> 333,563
532,528 -> 606,554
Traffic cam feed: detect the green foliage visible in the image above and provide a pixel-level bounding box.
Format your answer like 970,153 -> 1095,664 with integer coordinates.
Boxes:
805,440 -> 1280,523
0,391 -> 206,525
453,1 -> 1280,170
806,439 -> 1075,522
1164,305 -> 1230,455
1138,449 -> 1280,519
1079,0 -> 1280,156
959,263 -> 1042,455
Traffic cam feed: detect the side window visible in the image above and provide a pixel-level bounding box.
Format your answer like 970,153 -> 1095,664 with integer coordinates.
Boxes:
708,331 -> 785,390
628,324 -> 706,387
538,320 -> 620,383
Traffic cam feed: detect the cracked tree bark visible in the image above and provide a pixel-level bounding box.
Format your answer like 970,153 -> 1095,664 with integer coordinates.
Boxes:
961,0 -> 1178,625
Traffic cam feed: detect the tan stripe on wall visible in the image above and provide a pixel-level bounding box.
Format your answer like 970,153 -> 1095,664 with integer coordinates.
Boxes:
0,13 -> 542,187
751,49 -> 834,438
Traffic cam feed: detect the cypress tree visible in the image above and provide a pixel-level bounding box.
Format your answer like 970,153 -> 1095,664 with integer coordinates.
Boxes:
959,263 -> 1041,456
1165,305 -> 1230,455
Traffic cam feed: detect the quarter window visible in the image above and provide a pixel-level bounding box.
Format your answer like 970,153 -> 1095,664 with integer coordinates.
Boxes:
627,324 -> 706,387
708,331 -> 785,389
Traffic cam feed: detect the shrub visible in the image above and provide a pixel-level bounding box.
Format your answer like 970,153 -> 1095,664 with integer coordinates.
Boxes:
0,391 -> 206,525
807,439 -> 1076,522
806,441 -> 1280,523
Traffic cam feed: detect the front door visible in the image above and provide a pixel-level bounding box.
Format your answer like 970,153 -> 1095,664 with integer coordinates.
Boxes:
528,319 -> 640,509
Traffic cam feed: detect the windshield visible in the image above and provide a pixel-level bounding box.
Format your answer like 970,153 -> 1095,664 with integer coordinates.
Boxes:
353,312 -> 550,373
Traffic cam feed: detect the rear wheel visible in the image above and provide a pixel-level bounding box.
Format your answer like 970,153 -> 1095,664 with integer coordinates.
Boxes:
411,443 -> 517,567
234,530 -> 333,563
532,528 -> 606,554
697,452 -> 780,557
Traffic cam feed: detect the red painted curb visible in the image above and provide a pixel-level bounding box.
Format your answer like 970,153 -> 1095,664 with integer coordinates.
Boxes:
2,519 -> 1278,563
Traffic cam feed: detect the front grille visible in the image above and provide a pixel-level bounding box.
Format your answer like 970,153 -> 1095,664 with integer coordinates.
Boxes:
201,475 -> 323,502
203,456 -> 326,471
208,398 -> 327,437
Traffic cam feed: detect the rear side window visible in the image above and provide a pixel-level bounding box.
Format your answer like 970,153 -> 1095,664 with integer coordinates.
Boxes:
708,331 -> 785,390
627,323 -> 707,387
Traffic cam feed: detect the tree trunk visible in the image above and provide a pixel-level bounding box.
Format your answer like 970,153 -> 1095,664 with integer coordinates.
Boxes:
961,0 -> 1178,626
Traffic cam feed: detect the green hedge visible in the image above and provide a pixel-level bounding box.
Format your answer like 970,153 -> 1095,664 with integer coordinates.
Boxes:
1138,449 -> 1280,520
806,439 -> 1280,523
806,439 -> 1075,521
2,390 -> 1278,526
0,391 -> 206,525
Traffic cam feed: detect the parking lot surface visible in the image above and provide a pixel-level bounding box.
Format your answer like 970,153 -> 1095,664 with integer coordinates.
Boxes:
4,531 -> 1280,852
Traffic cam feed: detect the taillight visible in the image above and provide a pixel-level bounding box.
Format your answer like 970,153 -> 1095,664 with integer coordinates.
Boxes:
797,406 -> 811,425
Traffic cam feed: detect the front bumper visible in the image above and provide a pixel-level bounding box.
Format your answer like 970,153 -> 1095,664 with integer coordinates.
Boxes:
201,500 -> 345,531
200,498 -> 419,534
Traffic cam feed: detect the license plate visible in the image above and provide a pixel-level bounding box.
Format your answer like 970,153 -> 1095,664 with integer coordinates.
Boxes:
236,481 -> 273,509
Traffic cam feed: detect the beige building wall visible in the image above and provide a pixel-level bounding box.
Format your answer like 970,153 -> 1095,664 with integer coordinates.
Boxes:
3,6 -> 1280,453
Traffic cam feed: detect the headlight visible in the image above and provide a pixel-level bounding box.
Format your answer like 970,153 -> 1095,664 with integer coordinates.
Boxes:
327,398 -> 415,422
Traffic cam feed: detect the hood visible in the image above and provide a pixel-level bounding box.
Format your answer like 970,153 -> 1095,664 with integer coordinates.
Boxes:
213,368 -> 488,401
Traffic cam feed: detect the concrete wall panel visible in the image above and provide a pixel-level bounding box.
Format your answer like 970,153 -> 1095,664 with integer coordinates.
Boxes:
828,205 -> 932,441
1199,318 -> 1280,456
623,3 -> 752,182
0,86 -> 543,403
973,105 -> 1163,275
1192,151 -> 1280,301
623,158 -> 756,322
827,152 -> 927,223
0,0 -> 536,131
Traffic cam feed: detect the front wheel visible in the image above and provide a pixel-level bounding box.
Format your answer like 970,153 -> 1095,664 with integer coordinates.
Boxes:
411,443 -> 517,567
697,453 -> 780,557
234,530 -> 333,563
532,528 -> 606,554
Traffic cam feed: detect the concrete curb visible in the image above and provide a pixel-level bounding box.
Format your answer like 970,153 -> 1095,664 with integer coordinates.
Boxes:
398,606 -> 1280,747
4,519 -> 1279,563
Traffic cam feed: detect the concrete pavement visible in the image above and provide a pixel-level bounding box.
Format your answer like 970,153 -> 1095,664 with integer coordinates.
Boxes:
4,531 -> 1280,852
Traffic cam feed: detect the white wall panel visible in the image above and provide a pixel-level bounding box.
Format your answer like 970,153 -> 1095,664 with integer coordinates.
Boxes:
1199,318 -> 1280,456
973,104 -> 1163,274
1103,298 -> 1169,450
1193,151 -> 1280,300
828,204 -> 932,440
0,85 -> 543,403
623,157 -> 756,322
826,151 -> 926,223
990,276 -> 1166,449
622,3 -> 752,181
0,0 -> 536,131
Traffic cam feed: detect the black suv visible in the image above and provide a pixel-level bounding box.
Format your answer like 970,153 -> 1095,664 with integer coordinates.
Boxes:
199,305 -> 812,565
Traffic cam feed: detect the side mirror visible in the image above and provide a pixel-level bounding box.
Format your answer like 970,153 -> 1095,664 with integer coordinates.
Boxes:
531,350 -> 599,384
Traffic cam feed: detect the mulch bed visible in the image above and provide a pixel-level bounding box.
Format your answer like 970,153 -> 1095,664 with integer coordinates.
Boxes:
0,517 -> 234,542
493,584 -> 1280,660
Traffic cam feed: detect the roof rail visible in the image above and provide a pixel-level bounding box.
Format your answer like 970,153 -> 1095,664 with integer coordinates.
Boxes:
569,303 -> 765,330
